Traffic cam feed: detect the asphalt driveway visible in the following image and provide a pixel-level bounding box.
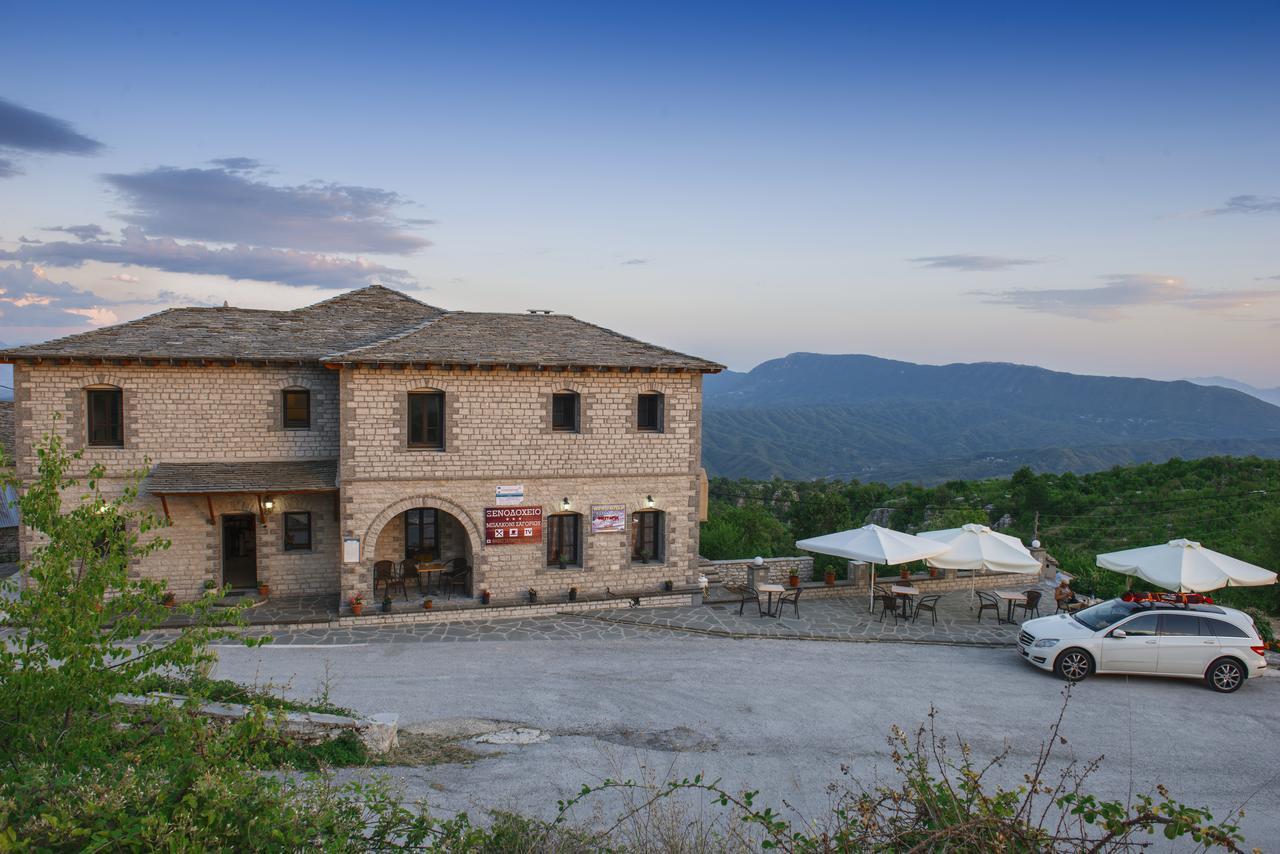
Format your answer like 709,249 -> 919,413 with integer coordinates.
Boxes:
212,629 -> 1280,846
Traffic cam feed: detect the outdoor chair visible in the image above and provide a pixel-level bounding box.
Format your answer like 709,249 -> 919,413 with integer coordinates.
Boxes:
374,560 -> 408,601
400,558 -> 425,593
975,590 -> 1000,622
735,585 -> 763,617
912,593 -> 942,626
1015,589 -> 1042,620
441,557 -> 471,596
873,584 -> 897,620
776,585 -> 801,619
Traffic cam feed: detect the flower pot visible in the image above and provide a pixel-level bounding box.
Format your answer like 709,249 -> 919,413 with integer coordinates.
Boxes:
257,584 -> 270,598
929,567 -> 939,579
481,590 -> 491,605
568,588 -> 578,602
381,597 -> 393,613
663,580 -> 674,592
900,567 -> 910,580
789,575 -> 800,588
351,603 -> 364,616
423,599 -> 433,610
824,571 -> 836,587
528,590 -> 538,604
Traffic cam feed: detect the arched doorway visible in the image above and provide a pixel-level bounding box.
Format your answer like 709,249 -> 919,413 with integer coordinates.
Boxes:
369,504 -> 476,598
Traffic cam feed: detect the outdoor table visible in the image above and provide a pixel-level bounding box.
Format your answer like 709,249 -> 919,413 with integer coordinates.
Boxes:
994,589 -> 1027,624
416,562 -> 445,595
757,583 -> 786,618
890,584 -> 919,619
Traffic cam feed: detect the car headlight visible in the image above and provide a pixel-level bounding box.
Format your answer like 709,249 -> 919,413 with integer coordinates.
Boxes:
1033,638 -> 1060,648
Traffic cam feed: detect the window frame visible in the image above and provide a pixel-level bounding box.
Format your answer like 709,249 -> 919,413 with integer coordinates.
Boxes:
407,391 -> 446,450
630,509 -> 665,564
282,511 -> 312,552
282,388 -> 311,430
405,508 -> 439,560
546,512 -> 583,568
86,387 -> 124,447
637,392 -> 664,433
551,391 -> 580,433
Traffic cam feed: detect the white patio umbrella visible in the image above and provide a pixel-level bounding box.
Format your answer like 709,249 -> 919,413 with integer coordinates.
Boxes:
918,523 -> 1043,608
1096,539 -> 1276,593
795,524 -> 951,611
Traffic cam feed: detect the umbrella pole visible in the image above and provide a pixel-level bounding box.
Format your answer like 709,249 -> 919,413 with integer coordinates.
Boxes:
868,563 -> 874,613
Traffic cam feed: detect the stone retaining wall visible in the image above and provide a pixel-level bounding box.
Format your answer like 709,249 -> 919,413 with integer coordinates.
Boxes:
335,590 -> 696,628
705,556 -> 813,587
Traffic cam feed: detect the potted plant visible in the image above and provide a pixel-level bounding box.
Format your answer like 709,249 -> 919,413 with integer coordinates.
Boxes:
481,589 -> 491,605
663,579 -> 674,592
899,566 -> 910,580
348,594 -> 364,616
788,570 -> 800,588
557,549 -> 569,570
257,583 -> 270,598
824,568 -> 836,586
568,586 -> 578,602
161,591 -> 176,608
528,588 -> 538,604
641,549 -> 654,565
203,579 -> 217,592
928,565 -> 939,578
423,598 -> 433,610
381,594 -> 393,613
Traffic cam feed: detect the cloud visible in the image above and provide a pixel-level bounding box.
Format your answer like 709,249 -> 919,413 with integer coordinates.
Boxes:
17,236 -> 42,244
0,157 -> 17,178
101,164 -> 431,254
910,254 -> 1041,272
621,258 -> 649,266
1202,195 -> 1280,216
0,264 -> 116,327
109,272 -> 139,283
208,156 -> 262,172
0,96 -> 104,155
1,226 -> 415,288
43,223 -> 107,241
976,273 -> 1280,320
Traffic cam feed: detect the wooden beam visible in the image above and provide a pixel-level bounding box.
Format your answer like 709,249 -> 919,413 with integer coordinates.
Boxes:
205,495 -> 216,525
159,494 -> 172,524
256,494 -> 267,526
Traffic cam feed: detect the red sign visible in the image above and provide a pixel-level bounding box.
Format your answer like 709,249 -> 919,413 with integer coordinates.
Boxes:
484,506 -> 543,545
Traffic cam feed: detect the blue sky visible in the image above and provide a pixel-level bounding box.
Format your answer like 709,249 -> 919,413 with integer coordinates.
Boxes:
2,0 -> 1278,386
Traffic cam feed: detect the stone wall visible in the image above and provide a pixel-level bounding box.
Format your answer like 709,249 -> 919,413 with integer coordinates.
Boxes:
704,556 -> 813,587
0,526 -> 16,562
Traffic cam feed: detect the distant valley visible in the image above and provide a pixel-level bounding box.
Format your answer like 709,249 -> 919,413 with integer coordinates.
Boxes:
703,354 -> 1280,482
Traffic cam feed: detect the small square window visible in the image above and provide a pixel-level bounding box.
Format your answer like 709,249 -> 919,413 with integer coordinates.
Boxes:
282,389 -> 310,429
283,512 -> 312,551
637,393 -> 664,432
552,392 -> 579,432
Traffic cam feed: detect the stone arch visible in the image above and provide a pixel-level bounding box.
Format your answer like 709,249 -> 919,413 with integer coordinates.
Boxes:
362,493 -> 483,566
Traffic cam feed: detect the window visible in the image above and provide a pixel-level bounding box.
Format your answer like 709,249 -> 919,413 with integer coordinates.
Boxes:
86,387 -> 123,447
283,512 -> 312,551
1200,617 -> 1249,638
1158,614 -> 1202,636
408,391 -> 445,449
405,508 -> 438,560
637,393 -> 664,432
631,510 -> 665,563
546,513 -> 582,567
552,392 -> 579,432
1117,613 -> 1158,636
282,389 -> 310,429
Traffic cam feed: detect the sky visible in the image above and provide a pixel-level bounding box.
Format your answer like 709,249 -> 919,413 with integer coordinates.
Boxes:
1,0 -> 1278,388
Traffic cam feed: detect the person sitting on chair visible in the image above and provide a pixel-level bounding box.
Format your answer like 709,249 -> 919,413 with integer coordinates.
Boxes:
1054,578 -> 1077,610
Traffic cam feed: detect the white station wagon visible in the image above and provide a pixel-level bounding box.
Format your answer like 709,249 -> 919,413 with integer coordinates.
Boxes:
1017,596 -> 1267,692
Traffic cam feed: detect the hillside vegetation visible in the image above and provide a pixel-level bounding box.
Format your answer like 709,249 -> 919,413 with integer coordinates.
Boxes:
702,455 -> 1280,615
704,353 -> 1280,481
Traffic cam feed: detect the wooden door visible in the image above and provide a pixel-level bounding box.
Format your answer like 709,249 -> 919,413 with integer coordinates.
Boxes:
221,513 -> 258,588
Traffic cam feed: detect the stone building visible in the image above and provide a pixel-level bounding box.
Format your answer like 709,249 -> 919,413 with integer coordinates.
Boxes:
0,286 -> 722,608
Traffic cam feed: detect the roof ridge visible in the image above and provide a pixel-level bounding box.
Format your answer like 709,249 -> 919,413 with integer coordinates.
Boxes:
300,283 -> 442,312
323,311 -> 449,359
548,313 -> 718,366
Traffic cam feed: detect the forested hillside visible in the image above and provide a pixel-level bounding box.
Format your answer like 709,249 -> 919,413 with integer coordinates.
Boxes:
703,354 -> 1280,481
701,455 -> 1280,615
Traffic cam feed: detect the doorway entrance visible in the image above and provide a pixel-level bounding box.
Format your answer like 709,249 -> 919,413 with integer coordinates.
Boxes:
221,513 -> 258,588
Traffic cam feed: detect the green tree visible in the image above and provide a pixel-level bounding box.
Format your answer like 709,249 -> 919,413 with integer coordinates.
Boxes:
699,500 -> 793,560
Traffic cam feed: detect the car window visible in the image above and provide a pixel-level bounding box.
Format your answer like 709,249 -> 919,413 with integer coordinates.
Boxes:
1116,614 -> 1158,636
1199,617 -> 1249,639
1074,600 -> 1140,631
1158,614 -> 1202,636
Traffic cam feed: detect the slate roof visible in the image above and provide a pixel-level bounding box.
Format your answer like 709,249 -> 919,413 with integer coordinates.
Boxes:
0,285 -> 722,372
325,311 -> 723,371
0,286 -> 444,363
143,459 -> 338,493
0,401 -> 12,465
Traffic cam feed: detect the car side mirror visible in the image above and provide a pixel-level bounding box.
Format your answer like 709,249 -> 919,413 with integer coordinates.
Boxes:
1110,629 -> 1127,639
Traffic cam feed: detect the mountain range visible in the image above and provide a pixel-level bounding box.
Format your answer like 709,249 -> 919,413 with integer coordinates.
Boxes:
1185,376 -> 1280,408
703,353 -> 1280,482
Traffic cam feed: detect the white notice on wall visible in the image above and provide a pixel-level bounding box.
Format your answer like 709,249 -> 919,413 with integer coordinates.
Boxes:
342,538 -> 361,563
495,484 -> 525,506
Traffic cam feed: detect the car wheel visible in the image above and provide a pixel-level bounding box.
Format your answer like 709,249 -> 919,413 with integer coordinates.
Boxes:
1054,648 -> 1092,682
1206,658 -> 1245,693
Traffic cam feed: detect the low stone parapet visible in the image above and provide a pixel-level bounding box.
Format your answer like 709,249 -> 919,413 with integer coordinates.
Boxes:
704,556 -> 813,587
